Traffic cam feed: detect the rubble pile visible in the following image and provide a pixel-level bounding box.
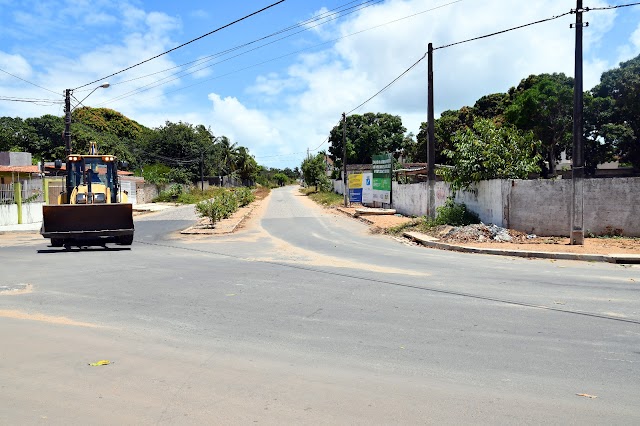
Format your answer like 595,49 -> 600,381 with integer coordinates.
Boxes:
435,223 -> 536,243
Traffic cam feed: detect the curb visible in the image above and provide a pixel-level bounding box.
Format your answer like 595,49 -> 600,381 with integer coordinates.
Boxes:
403,231 -> 640,264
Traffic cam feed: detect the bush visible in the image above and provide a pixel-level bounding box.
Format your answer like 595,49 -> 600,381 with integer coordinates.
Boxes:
234,187 -> 255,207
433,198 -> 480,227
195,199 -> 226,226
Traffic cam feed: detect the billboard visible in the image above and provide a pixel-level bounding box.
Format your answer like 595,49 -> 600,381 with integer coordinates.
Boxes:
348,173 -> 363,203
362,172 -> 373,204
372,153 -> 392,203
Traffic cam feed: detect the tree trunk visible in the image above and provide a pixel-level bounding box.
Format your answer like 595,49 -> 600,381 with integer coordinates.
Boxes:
548,143 -> 556,176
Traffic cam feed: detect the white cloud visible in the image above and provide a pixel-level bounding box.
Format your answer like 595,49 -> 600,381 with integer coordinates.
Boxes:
0,52 -> 32,80
208,93 -> 284,154
226,0 -> 636,168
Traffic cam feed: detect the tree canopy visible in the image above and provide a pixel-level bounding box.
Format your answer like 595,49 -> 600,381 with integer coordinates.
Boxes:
328,113 -> 408,167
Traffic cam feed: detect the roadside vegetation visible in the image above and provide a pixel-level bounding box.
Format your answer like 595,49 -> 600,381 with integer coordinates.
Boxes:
387,198 -> 480,235
299,187 -> 344,207
194,187 -> 259,227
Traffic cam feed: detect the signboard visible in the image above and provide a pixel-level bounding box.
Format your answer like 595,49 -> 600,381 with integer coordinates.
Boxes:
348,173 -> 363,203
362,172 -> 373,204
372,153 -> 392,203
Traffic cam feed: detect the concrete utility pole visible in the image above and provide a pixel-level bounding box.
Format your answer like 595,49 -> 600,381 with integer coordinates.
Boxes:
427,43 -> 436,219
570,0 -> 587,245
342,112 -> 348,207
64,89 -> 73,196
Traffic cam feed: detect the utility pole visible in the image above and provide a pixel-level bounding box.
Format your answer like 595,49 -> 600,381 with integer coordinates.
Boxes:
570,0 -> 587,245
64,89 -> 72,197
427,42 -> 436,219
200,150 -> 204,191
342,112 -> 348,207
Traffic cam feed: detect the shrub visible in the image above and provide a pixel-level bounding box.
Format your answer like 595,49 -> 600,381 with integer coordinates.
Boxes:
433,198 -> 480,227
234,187 -> 255,207
196,199 -> 226,226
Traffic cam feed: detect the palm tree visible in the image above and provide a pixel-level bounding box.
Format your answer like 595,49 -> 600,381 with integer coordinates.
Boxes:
216,136 -> 237,177
234,146 -> 258,183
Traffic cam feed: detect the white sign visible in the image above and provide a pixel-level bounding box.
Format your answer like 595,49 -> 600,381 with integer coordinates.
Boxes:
362,172 -> 373,204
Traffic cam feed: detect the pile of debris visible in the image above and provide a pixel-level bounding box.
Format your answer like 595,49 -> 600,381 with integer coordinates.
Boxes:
432,223 -> 537,243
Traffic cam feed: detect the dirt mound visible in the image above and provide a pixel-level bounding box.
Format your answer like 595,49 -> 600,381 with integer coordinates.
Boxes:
436,224 -> 536,244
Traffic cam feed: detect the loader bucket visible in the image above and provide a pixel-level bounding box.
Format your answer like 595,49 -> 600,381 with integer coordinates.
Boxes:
41,203 -> 134,242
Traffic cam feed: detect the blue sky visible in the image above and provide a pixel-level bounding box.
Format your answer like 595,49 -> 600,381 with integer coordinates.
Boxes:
1,0 -> 639,168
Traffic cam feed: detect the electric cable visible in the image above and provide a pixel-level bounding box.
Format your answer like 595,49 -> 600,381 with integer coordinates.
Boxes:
97,0 -> 461,107
587,1 -> 640,11
346,53 -> 427,115
96,0 -> 389,106
101,0 -> 383,89
73,0 -> 287,90
434,10 -> 573,50
0,67 -> 60,95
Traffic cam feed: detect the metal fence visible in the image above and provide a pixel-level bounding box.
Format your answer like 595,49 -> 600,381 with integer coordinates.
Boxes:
0,180 -> 45,204
21,179 -> 44,203
0,184 -> 14,204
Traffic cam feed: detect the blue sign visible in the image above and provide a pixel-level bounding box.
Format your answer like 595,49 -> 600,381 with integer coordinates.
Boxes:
349,188 -> 363,203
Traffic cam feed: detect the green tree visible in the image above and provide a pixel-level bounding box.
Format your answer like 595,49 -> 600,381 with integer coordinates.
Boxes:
505,73 -> 573,176
591,54 -> 640,170
412,107 -> 475,164
234,146 -> 258,183
216,136 -> 237,176
301,153 -> 330,191
439,118 -> 542,191
328,113 -> 407,167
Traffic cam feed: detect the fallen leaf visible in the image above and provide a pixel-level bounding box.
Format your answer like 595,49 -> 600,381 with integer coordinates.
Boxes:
576,393 -> 597,399
89,360 -> 111,366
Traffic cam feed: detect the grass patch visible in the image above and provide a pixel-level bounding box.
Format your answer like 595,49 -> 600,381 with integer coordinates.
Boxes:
299,187 -> 344,207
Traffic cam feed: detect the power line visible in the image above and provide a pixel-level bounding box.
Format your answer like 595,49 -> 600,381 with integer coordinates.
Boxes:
96,0 -> 388,106
98,0 -> 462,107
346,53 -> 427,115
0,67 -> 60,95
103,0 -> 382,90
587,1 -> 640,11
73,0 -> 287,90
434,10 -> 573,50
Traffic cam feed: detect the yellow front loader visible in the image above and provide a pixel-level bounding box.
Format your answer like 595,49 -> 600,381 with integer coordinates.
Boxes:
41,146 -> 134,247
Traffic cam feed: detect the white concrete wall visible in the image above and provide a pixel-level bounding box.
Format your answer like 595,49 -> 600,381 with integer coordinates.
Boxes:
0,204 -> 18,226
22,202 -> 44,223
507,177 -> 640,236
391,182 -> 428,217
453,180 -> 505,226
507,179 -> 571,235
333,177 -> 640,236
0,202 -> 44,225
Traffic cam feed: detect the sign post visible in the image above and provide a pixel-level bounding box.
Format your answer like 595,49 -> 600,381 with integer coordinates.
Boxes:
372,153 -> 392,206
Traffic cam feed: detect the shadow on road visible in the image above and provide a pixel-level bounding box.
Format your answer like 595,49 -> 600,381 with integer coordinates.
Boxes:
37,246 -> 132,254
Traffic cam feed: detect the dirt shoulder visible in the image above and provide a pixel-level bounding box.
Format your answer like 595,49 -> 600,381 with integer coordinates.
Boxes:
334,205 -> 640,256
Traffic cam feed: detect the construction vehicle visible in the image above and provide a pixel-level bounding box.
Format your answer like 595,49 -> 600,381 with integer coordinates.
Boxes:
41,143 -> 134,248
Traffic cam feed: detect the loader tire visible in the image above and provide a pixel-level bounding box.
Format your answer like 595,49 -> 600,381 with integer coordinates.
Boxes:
117,235 -> 134,245
51,238 -> 64,247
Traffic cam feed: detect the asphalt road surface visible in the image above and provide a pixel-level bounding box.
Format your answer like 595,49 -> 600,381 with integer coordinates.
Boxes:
1,186 -> 639,425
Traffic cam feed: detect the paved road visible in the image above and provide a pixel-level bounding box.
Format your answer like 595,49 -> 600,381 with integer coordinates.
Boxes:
1,186 -> 638,424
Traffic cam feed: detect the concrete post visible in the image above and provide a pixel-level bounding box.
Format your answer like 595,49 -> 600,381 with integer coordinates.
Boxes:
14,182 -> 22,224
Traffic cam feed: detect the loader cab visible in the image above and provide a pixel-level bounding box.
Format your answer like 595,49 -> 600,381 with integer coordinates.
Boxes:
64,155 -> 120,204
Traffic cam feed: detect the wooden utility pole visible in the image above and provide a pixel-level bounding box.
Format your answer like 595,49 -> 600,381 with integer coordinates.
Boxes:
427,43 -> 436,219
342,112 -> 348,207
570,0 -> 586,245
